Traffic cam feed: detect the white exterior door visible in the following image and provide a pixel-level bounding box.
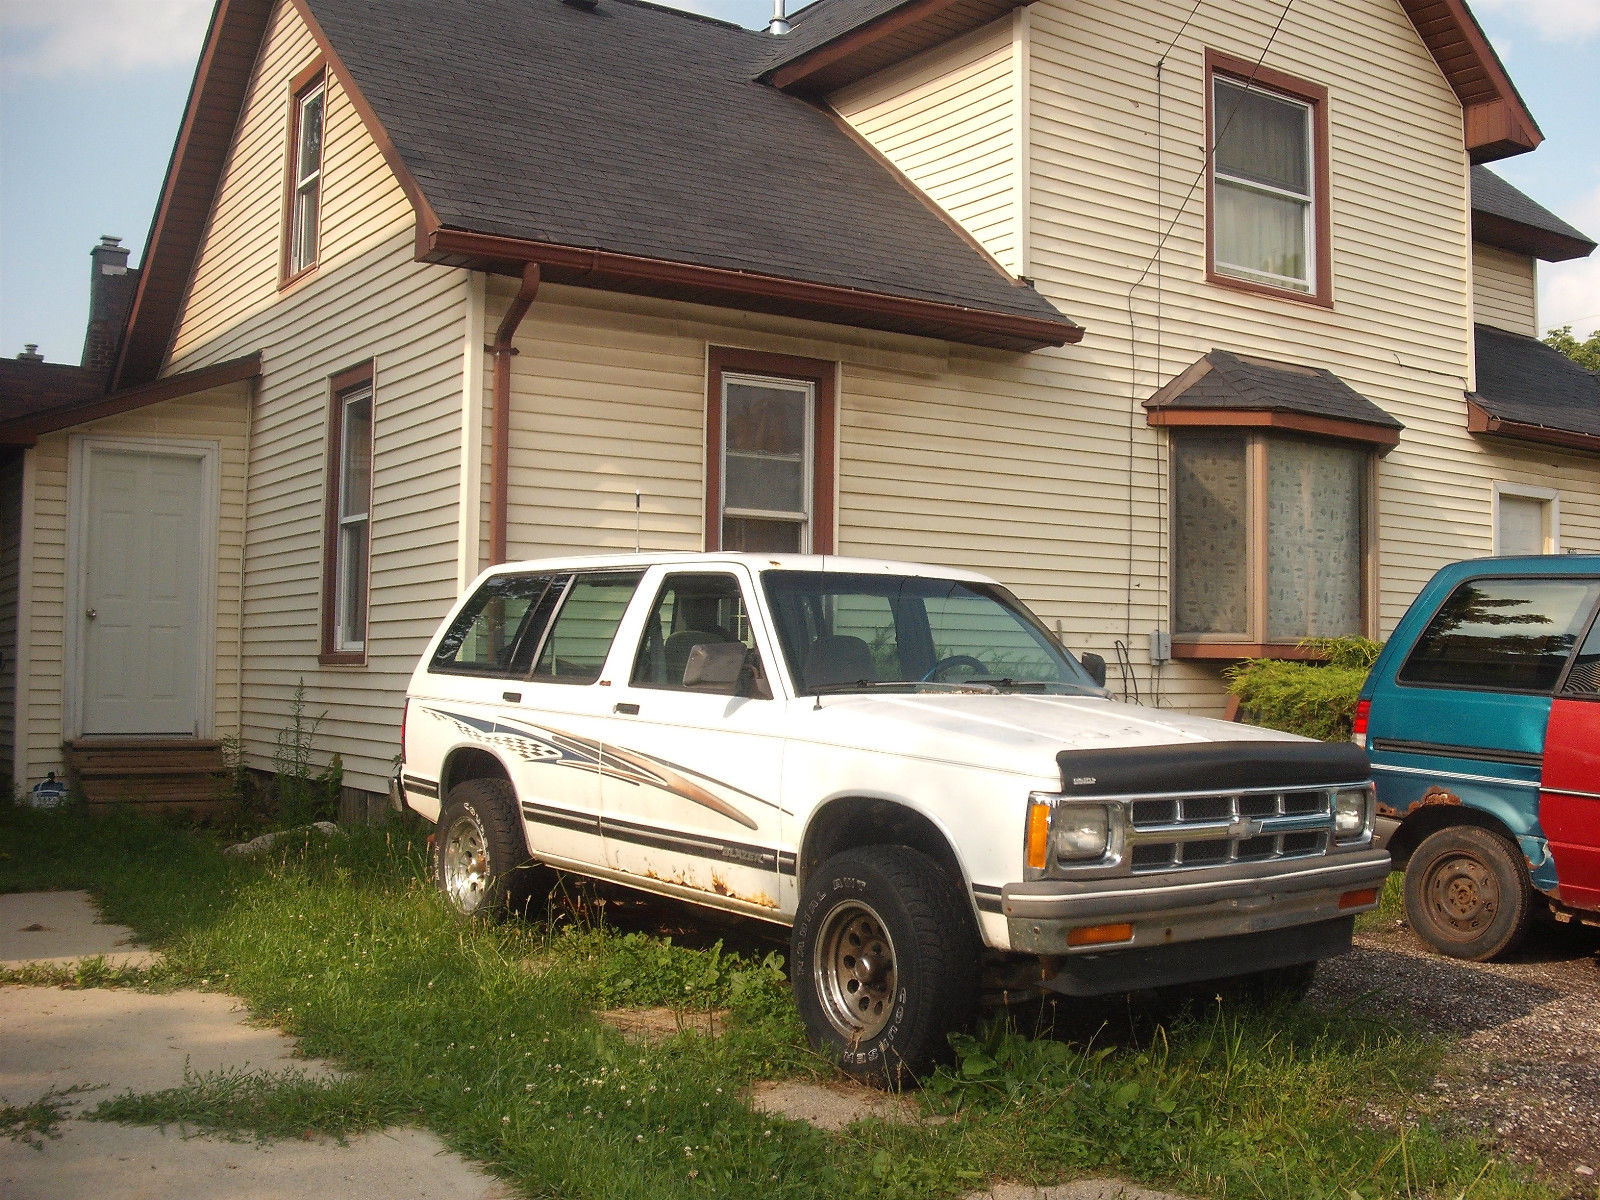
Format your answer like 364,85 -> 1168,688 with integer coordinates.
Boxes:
78,446 -> 209,736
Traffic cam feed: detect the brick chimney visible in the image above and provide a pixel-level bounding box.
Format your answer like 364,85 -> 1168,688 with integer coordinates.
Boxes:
81,236 -> 139,375
16,344 -> 45,362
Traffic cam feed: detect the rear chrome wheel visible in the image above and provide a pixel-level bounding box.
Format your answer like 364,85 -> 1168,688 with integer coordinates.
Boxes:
441,808 -> 492,914
433,778 -> 546,921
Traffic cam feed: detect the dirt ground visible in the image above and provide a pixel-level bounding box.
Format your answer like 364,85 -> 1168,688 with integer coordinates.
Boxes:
1313,916 -> 1600,1191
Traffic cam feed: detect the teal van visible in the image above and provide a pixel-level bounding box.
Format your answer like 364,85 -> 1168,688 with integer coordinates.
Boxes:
1356,555 -> 1600,960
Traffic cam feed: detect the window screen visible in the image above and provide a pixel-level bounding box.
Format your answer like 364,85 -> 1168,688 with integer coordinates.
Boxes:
1213,77 -> 1313,289
531,572 -> 644,685
1399,577 -> 1600,693
430,574 -> 559,677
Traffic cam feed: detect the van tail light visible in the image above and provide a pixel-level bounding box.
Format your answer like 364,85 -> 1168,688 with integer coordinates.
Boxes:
1351,699 -> 1370,745
399,698 -> 409,765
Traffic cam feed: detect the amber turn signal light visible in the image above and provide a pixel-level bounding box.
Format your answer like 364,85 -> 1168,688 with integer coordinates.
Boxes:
1026,801 -> 1051,871
1338,887 -> 1379,910
1066,922 -> 1134,947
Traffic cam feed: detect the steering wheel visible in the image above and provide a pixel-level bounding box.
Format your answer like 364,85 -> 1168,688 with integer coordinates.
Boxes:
922,654 -> 989,683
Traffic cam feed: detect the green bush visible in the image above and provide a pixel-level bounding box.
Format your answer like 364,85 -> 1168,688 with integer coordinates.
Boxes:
1225,636 -> 1382,742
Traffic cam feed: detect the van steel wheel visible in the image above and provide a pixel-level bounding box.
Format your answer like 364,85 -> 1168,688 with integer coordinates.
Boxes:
791,845 -> 977,1088
433,778 -> 544,920
1404,825 -> 1532,961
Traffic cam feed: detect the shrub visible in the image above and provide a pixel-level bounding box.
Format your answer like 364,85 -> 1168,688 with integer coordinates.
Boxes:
1225,636 -> 1382,742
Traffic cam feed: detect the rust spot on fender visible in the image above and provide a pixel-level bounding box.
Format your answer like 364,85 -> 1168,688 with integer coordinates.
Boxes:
1376,802 -> 1401,819
1416,786 -> 1462,807
711,875 -> 730,896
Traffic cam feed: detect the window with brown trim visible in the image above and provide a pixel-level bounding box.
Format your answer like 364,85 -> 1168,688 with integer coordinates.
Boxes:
1206,51 -> 1331,305
321,362 -> 373,664
282,61 -> 326,285
1169,429 -> 1374,658
705,347 -> 836,555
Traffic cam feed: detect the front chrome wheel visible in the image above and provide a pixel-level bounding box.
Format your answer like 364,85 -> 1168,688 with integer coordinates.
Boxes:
813,899 -> 898,1041
441,811 -> 490,914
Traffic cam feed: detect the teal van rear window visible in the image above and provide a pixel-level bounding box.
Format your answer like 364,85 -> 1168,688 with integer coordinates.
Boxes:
1398,576 -> 1600,693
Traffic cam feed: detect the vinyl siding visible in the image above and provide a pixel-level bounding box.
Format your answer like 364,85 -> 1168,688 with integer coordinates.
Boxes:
831,19 -> 1021,273
13,388 -> 250,789
1017,0 -> 1600,710
1472,243 -> 1539,336
168,0 -> 413,373
157,0 -> 468,794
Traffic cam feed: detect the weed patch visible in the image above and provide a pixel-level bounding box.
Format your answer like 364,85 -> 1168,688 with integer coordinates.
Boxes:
2,1086 -> 94,1149
89,1067 -> 409,1145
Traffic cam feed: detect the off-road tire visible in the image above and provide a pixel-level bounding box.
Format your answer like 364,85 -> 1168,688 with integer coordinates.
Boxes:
791,845 -> 978,1089
1404,824 -> 1533,961
434,778 -> 547,920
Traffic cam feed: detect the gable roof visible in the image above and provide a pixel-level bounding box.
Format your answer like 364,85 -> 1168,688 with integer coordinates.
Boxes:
115,0 -> 1076,389
1394,0 -> 1540,161
1469,324 -> 1600,452
760,0 -> 1032,94
1471,166 -> 1596,263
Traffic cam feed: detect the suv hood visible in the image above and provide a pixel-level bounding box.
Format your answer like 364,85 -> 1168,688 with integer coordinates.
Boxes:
794,692 -> 1304,783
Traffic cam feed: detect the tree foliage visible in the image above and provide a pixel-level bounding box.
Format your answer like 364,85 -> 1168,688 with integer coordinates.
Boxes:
1542,325 -> 1600,372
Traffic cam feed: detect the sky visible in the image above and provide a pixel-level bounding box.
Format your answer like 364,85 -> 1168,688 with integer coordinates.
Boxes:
1,0 -> 1596,366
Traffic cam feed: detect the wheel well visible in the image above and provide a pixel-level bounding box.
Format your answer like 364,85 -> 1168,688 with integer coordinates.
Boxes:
1387,803 -> 1519,870
799,797 -> 965,894
440,748 -> 510,802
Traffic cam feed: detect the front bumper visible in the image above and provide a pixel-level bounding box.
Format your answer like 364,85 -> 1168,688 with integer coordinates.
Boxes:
1004,848 -> 1390,991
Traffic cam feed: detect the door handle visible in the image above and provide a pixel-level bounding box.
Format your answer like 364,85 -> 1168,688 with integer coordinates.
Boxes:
85,609 -> 97,620
613,702 -> 640,716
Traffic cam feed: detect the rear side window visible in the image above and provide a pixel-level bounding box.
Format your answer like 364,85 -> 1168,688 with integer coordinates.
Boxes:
1562,616 -> 1600,697
431,574 -> 560,676
1398,577 -> 1600,692
531,571 -> 644,685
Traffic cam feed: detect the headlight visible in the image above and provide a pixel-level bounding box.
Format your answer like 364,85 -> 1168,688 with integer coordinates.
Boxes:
1052,806 -> 1110,861
1333,786 -> 1373,842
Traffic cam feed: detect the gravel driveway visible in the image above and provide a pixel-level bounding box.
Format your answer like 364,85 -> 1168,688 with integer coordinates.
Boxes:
1313,916 -> 1600,1194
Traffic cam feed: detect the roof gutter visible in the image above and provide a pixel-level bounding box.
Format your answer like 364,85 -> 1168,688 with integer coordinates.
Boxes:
423,226 -> 1081,351
490,263 -> 541,565
1466,397 -> 1600,454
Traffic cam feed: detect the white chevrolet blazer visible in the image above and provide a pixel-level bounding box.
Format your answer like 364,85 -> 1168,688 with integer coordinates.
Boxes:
400,553 -> 1388,1084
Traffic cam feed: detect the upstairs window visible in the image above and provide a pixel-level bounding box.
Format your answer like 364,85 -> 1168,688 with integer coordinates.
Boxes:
1207,52 -> 1330,304
321,363 -> 372,663
284,64 -> 326,282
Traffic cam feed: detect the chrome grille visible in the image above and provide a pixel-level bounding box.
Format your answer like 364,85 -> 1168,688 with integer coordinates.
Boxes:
1125,786 -> 1334,873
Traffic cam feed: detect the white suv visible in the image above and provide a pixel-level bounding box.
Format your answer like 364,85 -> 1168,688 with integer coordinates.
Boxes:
400,553 -> 1387,1084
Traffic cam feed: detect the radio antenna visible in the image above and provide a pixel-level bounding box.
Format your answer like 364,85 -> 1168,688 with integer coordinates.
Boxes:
634,490 -> 641,553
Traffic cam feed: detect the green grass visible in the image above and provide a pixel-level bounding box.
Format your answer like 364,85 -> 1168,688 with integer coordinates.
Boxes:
0,800 -> 1549,1200
2,1086 -> 94,1150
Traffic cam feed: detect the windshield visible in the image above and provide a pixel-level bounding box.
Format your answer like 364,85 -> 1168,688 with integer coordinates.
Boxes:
761,570 -> 1098,695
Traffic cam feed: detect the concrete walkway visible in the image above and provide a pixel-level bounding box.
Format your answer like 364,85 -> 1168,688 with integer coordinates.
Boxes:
1,891 -> 508,1200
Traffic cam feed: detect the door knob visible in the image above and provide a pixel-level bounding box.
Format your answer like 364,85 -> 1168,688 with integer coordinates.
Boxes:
85,609 -> 97,620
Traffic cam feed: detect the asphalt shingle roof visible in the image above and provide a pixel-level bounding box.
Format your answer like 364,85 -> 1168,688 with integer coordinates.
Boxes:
761,0 -> 912,68
1473,324 -> 1600,439
1146,349 -> 1403,430
1472,166 -> 1596,262
303,0 -> 1073,336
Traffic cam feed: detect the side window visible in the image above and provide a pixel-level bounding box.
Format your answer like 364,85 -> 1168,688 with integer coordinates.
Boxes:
630,573 -> 764,692
1561,614 -> 1600,697
1398,577 -> 1600,692
531,572 -> 643,685
430,574 -> 559,677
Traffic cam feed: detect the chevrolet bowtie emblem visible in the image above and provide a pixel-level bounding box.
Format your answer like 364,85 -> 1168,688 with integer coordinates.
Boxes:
1229,816 -> 1264,838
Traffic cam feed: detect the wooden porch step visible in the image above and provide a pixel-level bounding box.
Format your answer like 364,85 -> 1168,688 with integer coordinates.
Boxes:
63,738 -> 228,811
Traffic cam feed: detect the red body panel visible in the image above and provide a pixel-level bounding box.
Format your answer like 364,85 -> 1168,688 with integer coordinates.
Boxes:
1540,698 -> 1600,911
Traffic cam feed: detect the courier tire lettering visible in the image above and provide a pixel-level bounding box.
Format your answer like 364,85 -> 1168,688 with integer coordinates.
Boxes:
434,778 -> 548,920
791,846 -> 977,1088
1403,824 -> 1532,961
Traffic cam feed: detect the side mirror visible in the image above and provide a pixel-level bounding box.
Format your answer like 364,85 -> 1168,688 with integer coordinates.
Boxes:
682,641 -> 747,690
1079,651 -> 1108,688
